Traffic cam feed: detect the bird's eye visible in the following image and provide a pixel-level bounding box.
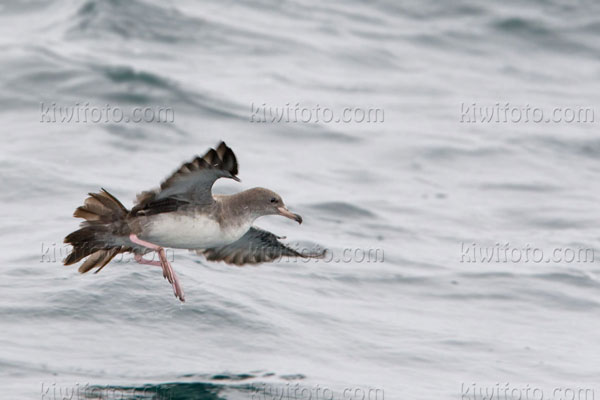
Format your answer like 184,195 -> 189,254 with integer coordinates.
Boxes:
270,198 -> 277,203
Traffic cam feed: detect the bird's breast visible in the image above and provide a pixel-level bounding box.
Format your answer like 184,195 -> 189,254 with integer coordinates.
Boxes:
139,212 -> 249,249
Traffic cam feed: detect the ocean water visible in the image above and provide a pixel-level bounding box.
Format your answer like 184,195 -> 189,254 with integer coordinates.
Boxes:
2,0 -> 600,399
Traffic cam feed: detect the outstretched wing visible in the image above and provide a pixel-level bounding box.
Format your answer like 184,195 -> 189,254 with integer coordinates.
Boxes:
131,141 -> 239,216
197,227 -> 326,266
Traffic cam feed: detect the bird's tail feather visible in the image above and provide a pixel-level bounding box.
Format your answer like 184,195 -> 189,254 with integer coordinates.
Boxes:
64,189 -> 129,273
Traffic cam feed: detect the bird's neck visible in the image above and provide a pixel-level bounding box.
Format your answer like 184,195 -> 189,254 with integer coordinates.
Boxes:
216,191 -> 260,229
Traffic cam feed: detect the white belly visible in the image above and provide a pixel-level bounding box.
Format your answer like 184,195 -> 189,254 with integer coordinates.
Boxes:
141,213 -> 249,249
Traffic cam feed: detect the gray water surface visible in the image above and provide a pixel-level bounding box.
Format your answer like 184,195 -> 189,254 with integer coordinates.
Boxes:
1,0 -> 600,399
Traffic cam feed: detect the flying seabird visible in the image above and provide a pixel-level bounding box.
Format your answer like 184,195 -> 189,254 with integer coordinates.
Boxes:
63,142 -> 325,302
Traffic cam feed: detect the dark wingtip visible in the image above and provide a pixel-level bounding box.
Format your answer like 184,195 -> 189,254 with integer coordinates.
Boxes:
214,141 -> 239,177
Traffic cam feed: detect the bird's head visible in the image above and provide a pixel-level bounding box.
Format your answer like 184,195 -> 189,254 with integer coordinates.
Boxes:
245,187 -> 302,224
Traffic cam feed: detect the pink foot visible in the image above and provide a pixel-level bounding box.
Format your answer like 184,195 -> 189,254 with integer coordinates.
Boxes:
130,234 -> 185,302
135,253 -> 161,266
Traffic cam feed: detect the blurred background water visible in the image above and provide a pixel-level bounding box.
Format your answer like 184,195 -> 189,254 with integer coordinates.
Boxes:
1,0 -> 600,399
